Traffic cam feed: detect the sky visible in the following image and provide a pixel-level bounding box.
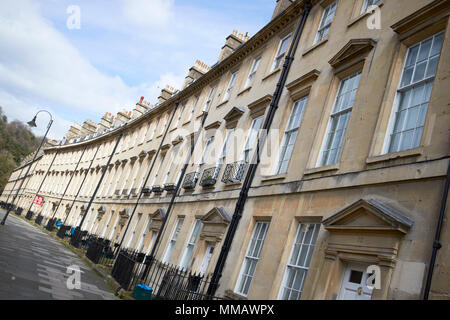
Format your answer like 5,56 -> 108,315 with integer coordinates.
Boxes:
0,0 -> 275,139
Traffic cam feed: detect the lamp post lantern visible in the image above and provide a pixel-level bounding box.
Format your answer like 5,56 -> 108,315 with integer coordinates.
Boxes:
1,110 -> 53,225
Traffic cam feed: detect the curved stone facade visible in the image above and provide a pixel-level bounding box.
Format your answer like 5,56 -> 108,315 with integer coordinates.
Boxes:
1,0 -> 450,300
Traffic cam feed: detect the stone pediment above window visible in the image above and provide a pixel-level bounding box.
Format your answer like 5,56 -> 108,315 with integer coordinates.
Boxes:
138,150 -> 148,158
150,208 -> 166,220
119,208 -> 130,217
391,0 -> 450,37
323,199 -> 414,235
97,205 -> 107,214
328,38 -> 377,69
224,106 -> 246,129
286,69 -> 321,99
150,208 -> 166,232
172,135 -> 184,146
201,207 -> 231,224
114,159 -> 122,166
200,207 -> 231,242
248,94 -> 272,118
204,121 -> 222,131
161,143 -> 171,151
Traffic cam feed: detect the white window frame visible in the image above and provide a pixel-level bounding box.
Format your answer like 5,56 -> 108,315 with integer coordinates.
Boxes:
150,118 -> 160,140
245,56 -> 261,88
180,219 -> 203,269
278,223 -> 320,300
173,104 -> 185,128
383,31 -> 444,154
187,97 -> 199,122
159,114 -> 168,135
271,34 -> 291,71
223,71 -> 239,101
162,217 -> 184,264
241,116 -> 264,163
218,129 -> 235,166
314,1 -> 337,44
203,87 -> 216,112
275,96 -> 308,174
362,0 -> 381,13
150,153 -> 166,187
317,72 -> 362,167
235,221 -> 270,296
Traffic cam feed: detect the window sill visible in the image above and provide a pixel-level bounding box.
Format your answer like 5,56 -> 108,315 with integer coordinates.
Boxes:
304,164 -> 339,176
156,134 -> 163,138
237,86 -> 252,97
223,181 -> 242,187
261,173 -> 287,182
302,38 -> 328,56
182,120 -> 191,126
261,68 -> 281,82
215,99 -> 229,109
347,1 -> 384,28
169,127 -> 177,132
366,147 -> 423,164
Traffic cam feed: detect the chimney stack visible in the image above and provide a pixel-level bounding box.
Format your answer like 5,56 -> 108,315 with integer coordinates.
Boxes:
65,123 -> 82,140
81,119 -> 97,136
157,85 -> 176,104
133,97 -> 151,118
97,112 -> 114,132
217,29 -> 249,62
271,0 -> 294,20
182,59 -> 211,89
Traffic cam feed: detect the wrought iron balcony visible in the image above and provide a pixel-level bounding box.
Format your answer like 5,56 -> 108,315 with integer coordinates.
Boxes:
122,189 -> 128,195
221,161 -> 247,184
130,188 -> 138,196
183,172 -> 199,190
114,189 -> 121,196
142,187 -> 152,194
200,166 -> 221,187
152,185 -> 164,193
164,183 -> 176,192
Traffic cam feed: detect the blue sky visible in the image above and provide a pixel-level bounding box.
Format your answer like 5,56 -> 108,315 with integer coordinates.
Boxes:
0,0 -> 275,139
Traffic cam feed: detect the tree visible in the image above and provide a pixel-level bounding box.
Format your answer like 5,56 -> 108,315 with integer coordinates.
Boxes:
0,106 -> 41,193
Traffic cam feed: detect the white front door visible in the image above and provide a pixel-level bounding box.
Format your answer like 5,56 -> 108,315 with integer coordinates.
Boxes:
338,264 -> 374,300
200,244 -> 215,275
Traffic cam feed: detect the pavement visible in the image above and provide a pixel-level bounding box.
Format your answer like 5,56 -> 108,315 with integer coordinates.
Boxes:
0,210 -> 117,300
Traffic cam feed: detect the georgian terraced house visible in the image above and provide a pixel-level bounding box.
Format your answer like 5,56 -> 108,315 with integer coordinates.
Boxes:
1,0 -> 449,300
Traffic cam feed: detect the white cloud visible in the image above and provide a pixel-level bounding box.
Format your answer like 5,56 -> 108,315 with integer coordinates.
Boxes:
122,0 -> 175,28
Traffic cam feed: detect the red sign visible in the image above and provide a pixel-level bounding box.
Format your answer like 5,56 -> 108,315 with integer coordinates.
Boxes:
33,195 -> 44,206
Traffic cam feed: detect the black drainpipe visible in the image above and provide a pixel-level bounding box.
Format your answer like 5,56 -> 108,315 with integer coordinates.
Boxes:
62,143 -> 101,226
70,133 -> 123,247
116,102 -> 180,253
207,0 -> 312,297
25,149 -> 59,219
423,159 -> 450,300
46,145 -> 87,229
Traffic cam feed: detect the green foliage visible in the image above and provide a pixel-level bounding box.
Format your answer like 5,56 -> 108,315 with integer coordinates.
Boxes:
0,106 -> 41,193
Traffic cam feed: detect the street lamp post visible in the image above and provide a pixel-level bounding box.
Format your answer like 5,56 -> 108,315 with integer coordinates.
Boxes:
1,110 -> 53,226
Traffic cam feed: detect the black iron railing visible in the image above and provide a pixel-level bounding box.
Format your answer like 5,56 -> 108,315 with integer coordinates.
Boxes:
182,172 -> 199,190
35,214 -> 43,225
142,187 -> 152,194
152,185 -> 164,193
56,224 -> 72,239
200,166 -> 221,187
221,161 -> 247,184
25,210 -> 34,220
86,236 -> 118,265
164,184 -> 176,192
